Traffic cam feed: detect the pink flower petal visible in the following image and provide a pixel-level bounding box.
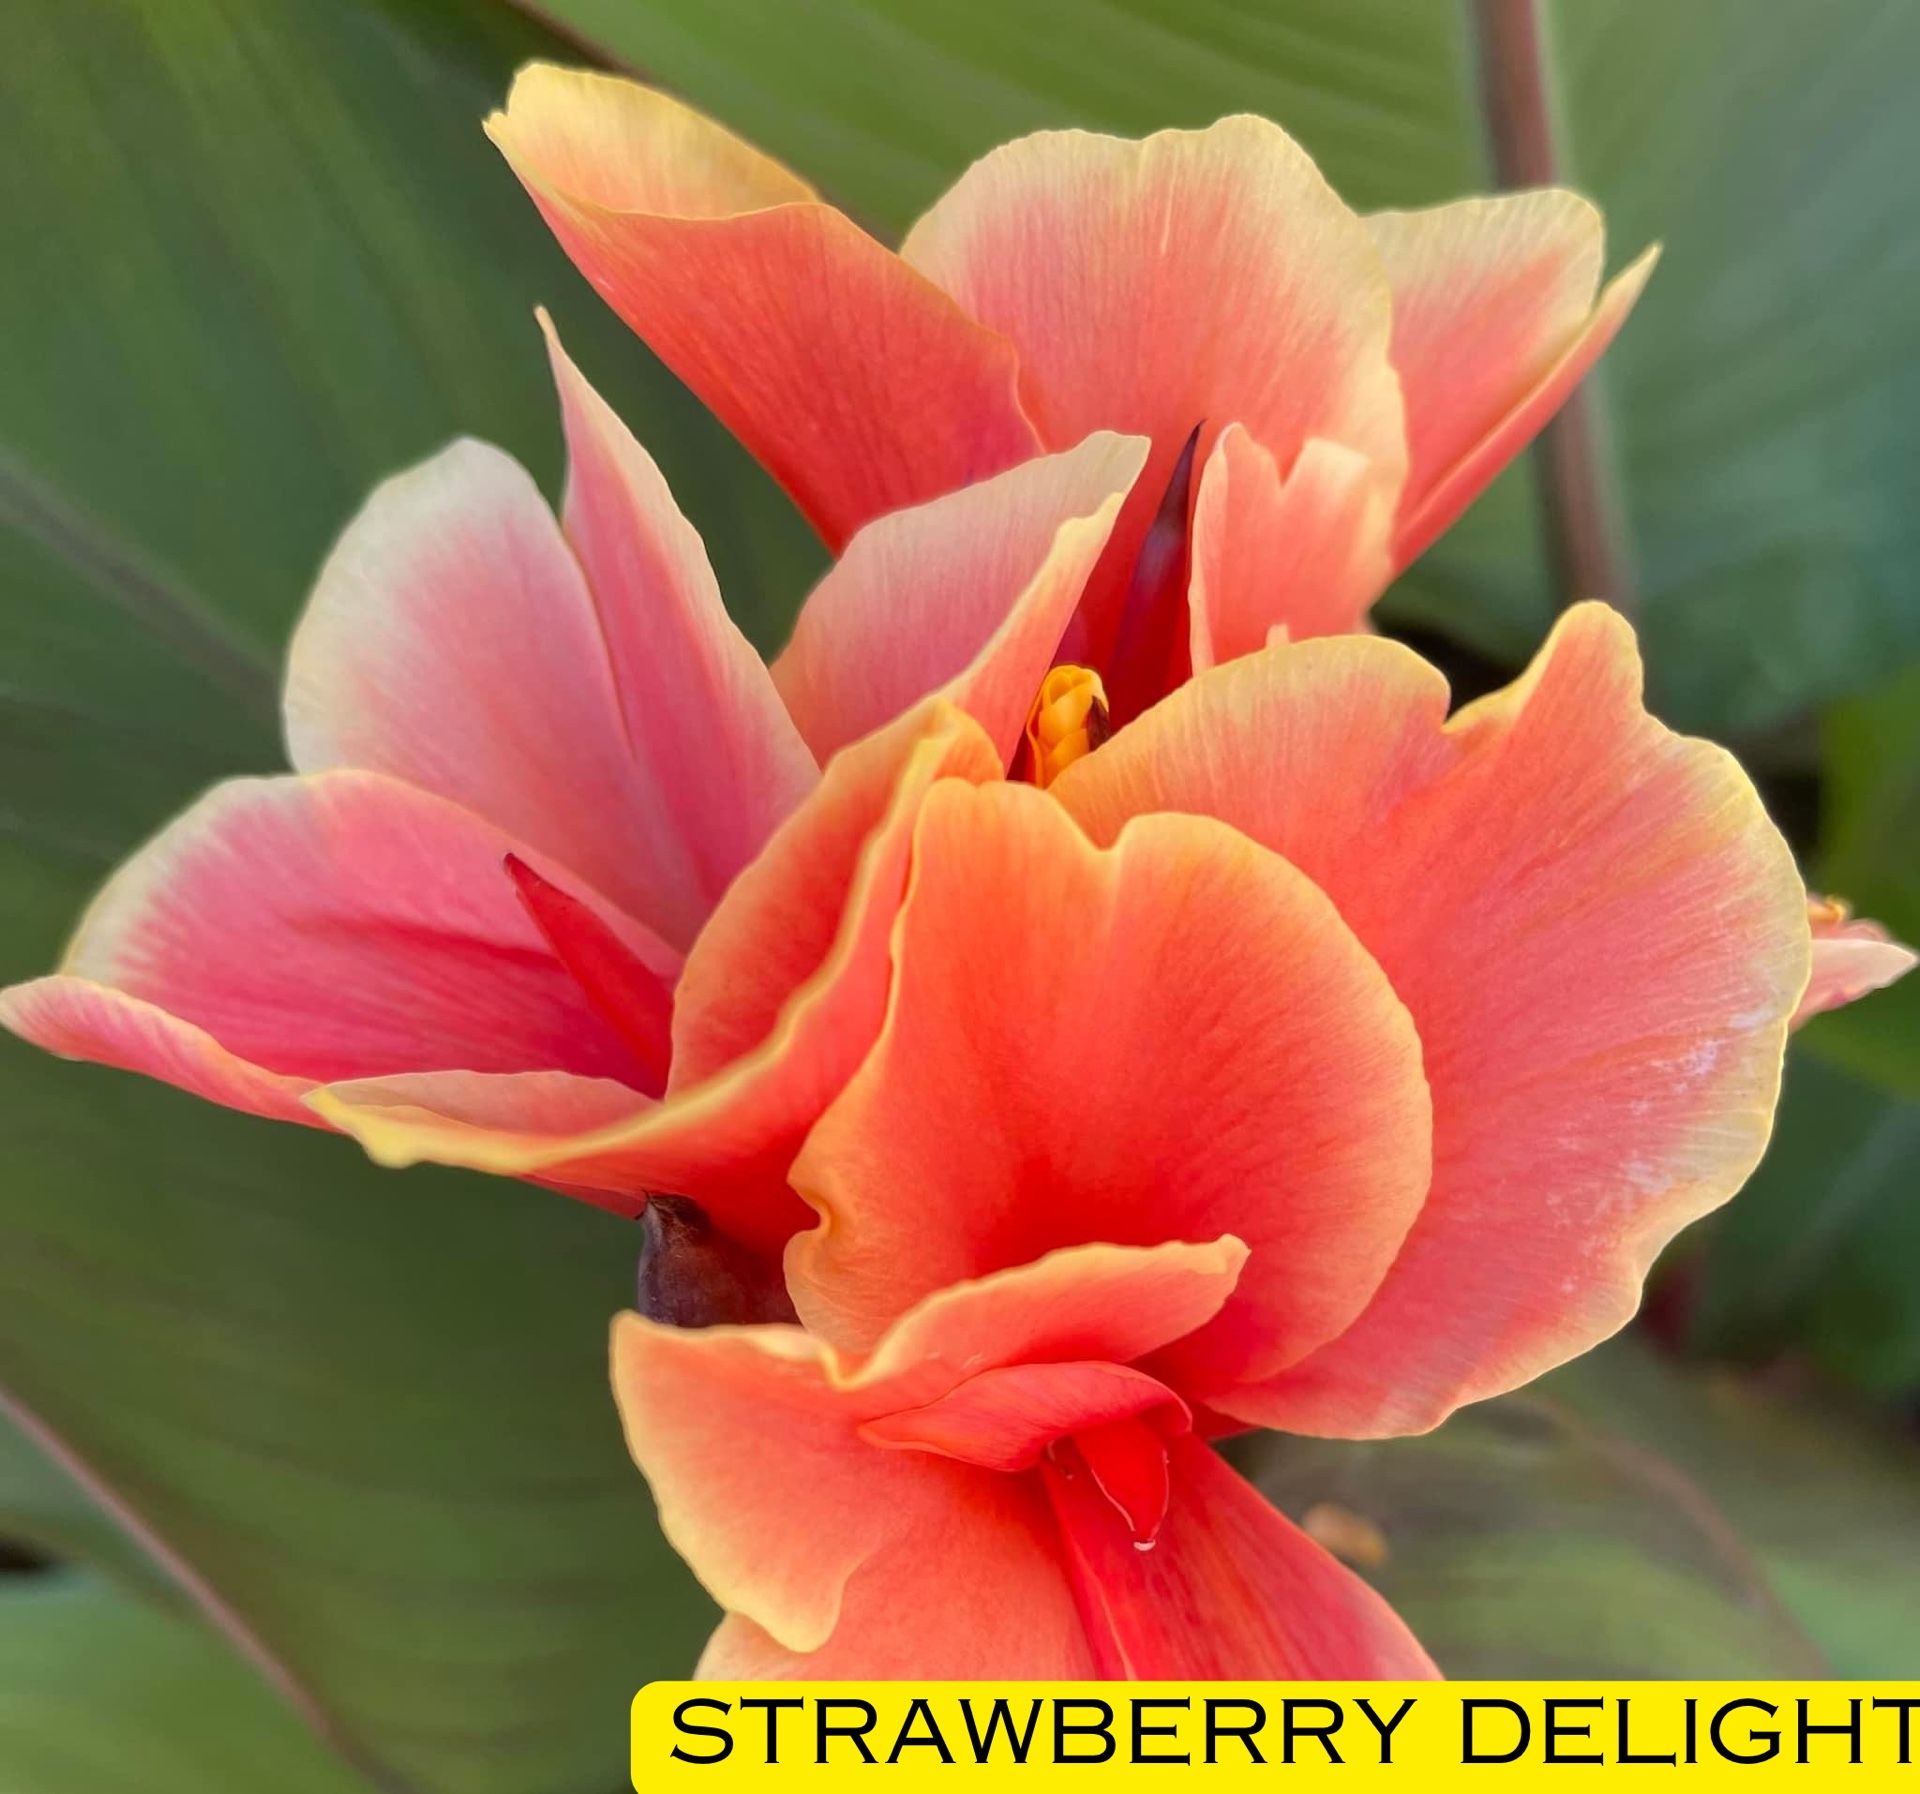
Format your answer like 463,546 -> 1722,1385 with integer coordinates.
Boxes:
902,116 -> 1404,667
286,326 -> 814,951
487,67 -> 1040,549
3,771 -> 664,1098
1390,236 -> 1659,572
1189,427 -> 1394,668
613,1236 -> 1244,1677
860,1361 -> 1188,1472
1796,895 -> 1916,1026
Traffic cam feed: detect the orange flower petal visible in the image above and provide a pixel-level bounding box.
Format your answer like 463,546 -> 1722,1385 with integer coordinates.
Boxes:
1056,606 -> 1808,1434
1796,895 -> 1916,1026
618,1238 -> 1242,1675
1189,427 -> 1394,668
318,704 -> 1001,1252
1,771 -> 667,1100
786,780 -> 1432,1392
488,67 -> 1039,549
902,117 -> 1403,664
772,431 -> 1146,764
612,1315 -> 1080,1663
1045,1434 -> 1438,1678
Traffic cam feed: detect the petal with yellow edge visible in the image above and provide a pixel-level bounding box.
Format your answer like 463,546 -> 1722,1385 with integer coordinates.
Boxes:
773,431 -> 1146,765
1055,605 -> 1809,1435
487,65 -> 1039,550
785,779 -> 1432,1394
902,116 -> 1404,665
317,703 -> 1001,1254
1188,426 -> 1393,667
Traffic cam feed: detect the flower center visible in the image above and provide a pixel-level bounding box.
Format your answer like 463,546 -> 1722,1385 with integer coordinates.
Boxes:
1024,664 -> 1111,789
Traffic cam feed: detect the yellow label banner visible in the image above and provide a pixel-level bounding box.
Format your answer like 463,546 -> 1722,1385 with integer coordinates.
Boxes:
634,1683 -> 1920,1786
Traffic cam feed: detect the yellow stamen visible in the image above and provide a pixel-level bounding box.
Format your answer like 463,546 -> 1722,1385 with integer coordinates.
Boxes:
1024,664 -> 1111,789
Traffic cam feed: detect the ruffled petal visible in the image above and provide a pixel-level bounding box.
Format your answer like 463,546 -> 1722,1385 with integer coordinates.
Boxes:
786,779 -> 1432,1393
902,116 -> 1402,664
1055,606 -> 1808,1434
689,1480 -> 1095,1680
851,1241 -> 1245,1424
488,66 -> 1040,549
318,704 -> 1002,1253
611,1314 -> 1090,1674
772,432 -> 1147,764
1797,895 -> 1916,1026
3,771 -> 665,1098
1189,427 -> 1393,669
1045,1434 -> 1438,1677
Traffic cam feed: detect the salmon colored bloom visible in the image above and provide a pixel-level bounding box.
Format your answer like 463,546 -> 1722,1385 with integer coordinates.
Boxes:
607,604 -> 1897,1675
489,67 -> 1658,716
0,321 -> 1146,1252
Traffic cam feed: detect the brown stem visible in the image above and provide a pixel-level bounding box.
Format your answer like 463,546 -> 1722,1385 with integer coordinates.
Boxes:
1470,0 -> 1637,616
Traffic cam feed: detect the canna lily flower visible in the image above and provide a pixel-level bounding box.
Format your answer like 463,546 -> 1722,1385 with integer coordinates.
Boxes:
608,604 -> 1905,1676
489,67 -> 1658,718
0,320 -> 1146,1251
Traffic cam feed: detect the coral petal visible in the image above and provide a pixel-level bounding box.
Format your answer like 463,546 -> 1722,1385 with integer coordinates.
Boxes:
1370,192 -> 1604,532
0,978 -> 317,1125
7,771 -> 664,1093
903,116 -> 1402,663
489,67 -> 1040,548
611,1314 -> 1089,1673
1056,606 -> 1808,1433
1190,427 -> 1394,668
504,854 -> 674,1091
1392,242 -> 1658,572
320,705 -> 1002,1252
860,1361 -> 1187,1473
773,432 -> 1146,764
787,780 -> 1432,1387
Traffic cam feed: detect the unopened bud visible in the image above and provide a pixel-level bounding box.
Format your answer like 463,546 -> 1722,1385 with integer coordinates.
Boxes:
636,1197 -> 798,1328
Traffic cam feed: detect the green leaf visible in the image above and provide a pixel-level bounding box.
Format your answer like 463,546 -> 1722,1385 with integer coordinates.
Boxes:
1689,1048 -> 1920,1397
1232,1383 -> 1824,1678
2,1 -> 783,1788
1803,660 -> 1920,1098
537,0 -> 1920,735
1545,1341 -> 1920,1676
0,1408 -> 174,1606
1685,661 -> 1920,1395
1238,1337 -> 1920,1678
0,1573 -> 371,1794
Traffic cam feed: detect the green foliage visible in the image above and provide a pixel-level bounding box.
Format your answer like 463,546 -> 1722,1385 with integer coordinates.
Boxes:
0,1574 -> 366,1794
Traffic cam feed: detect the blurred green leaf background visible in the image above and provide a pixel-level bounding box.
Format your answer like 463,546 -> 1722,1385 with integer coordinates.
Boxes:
1,1 -> 1915,1789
